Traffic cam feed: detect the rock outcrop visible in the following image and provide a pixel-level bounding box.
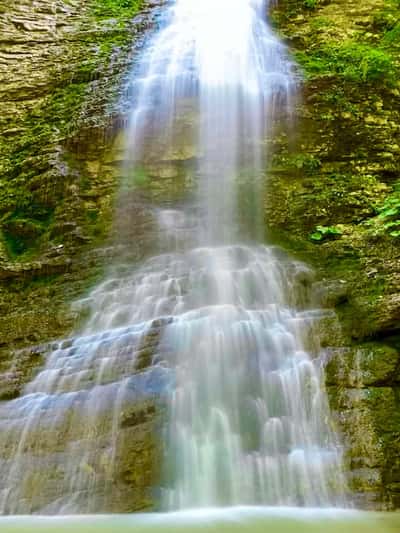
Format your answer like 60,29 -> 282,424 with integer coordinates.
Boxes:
271,0 -> 400,509
0,0 -> 154,391
0,0 -> 165,513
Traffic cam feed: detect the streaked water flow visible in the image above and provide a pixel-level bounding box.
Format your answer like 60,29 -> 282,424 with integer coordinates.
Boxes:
125,0 -> 345,509
0,0 -> 347,515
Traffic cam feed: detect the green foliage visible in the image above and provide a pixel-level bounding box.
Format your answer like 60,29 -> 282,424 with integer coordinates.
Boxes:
363,183 -> 400,238
91,0 -> 143,19
292,154 -> 321,172
296,41 -> 395,85
309,225 -> 343,242
273,153 -> 321,173
373,0 -> 400,38
3,232 -> 28,258
310,17 -> 333,30
383,22 -> 400,45
375,184 -> 400,238
321,87 -> 359,114
2,218 -> 49,258
303,0 -> 319,9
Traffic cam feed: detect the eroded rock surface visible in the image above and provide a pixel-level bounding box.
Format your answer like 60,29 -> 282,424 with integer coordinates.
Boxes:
271,0 -> 400,509
0,0 -> 165,513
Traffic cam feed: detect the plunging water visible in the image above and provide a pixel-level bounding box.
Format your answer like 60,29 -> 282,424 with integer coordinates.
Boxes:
0,0 -> 347,515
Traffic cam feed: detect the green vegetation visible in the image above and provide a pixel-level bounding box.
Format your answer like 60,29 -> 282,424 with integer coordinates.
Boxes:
295,42 -> 396,84
303,0 -> 320,9
309,225 -> 343,242
274,0 -> 400,87
0,0 -> 145,261
91,0 -> 143,19
273,153 -> 321,174
367,182 -> 400,238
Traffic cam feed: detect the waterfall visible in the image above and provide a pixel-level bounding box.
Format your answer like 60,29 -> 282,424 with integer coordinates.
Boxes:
0,0 -> 346,514
125,0 -> 346,508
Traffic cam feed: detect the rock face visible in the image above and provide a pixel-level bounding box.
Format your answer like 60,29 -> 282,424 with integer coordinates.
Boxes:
270,0 -> 400,510
0,0 -> 167,513
1,0 -> 399,513
0,324 -> 171,514
0,0 -> 159,389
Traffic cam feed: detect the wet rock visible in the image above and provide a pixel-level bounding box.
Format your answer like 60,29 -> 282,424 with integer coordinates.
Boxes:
0,345 -> 48,400
313,279 -> 349,308
0,0 -> 164,514
271,0 -> 400,509
325,343 -> 400,387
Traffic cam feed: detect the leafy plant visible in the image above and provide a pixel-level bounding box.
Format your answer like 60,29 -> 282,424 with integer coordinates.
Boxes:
365,183 -> 400,238
293,154 -> 322,172
275,153 -> 322,173
310,225 -> 343,242
296,41 -> 395,85
383,22 -> 400,45
303,0 -> 319,8
375,187 -> 400,237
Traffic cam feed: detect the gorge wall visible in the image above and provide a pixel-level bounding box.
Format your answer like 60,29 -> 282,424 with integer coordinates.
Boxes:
269,0 -> 400,510
0,0 -> 399,511
0,0 -> 165,512
0,0 -> 152,394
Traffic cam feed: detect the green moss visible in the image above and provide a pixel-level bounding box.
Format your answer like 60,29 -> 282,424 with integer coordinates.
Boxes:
0,0 -> 145,262
326,342 -> 399,387
383,22 -> 400,45
365,181 -> 400,238
91,0 -> 144,20
303,0 -> 320,9
295,42 -> 396,85
273,153 -> 321,173
273,0 -> 399,86
129,167 -> 151,189
309,225 -> 343,242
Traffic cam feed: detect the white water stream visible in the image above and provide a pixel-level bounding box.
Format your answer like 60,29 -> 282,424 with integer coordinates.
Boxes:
0,0 -> 347,515
126,0 -> 345,509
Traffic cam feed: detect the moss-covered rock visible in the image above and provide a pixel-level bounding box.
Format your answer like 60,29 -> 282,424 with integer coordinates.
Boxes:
0,0 -> 157,377
326,343 -> 399,387
270,0 -> 400,509
0,0 -> 165,513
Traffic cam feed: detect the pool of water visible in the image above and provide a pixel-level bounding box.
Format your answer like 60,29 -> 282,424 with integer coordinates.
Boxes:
0,507 -> 399,533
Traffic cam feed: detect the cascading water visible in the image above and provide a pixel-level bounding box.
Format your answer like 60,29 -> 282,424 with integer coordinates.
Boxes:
0,0 -> 347,515
125,0 -> 346,509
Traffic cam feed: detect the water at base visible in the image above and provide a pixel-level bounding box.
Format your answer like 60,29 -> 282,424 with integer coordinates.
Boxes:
0,508 -> 399,533
0,0 -> 348,514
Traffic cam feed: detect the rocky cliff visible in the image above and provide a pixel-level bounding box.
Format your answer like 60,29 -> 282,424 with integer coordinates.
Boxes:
270,0 -> 400,509
0,0 -> 165,513
0,0 -> 399,513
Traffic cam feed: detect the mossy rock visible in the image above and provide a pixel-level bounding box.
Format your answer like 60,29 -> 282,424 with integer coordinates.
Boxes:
326,342 -> 400,387
271,0 -> 400,509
